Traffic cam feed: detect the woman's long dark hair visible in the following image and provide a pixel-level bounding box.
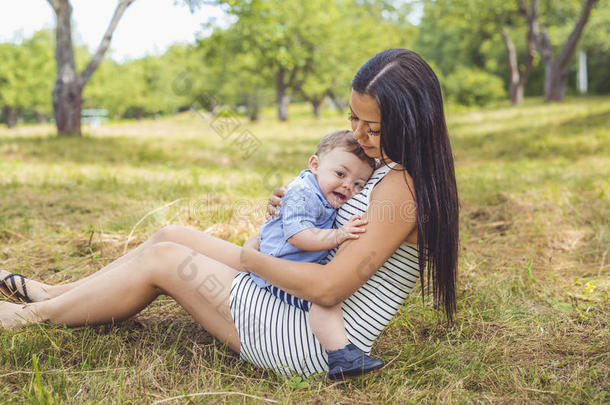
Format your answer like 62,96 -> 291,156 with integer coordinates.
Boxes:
352,49 -> 459,321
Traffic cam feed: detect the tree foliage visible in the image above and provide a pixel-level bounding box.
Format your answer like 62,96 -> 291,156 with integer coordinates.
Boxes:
1,0 -> 609,128
0,30 -> 55,126
196,0 -> 416,120
417,0 -> 606,102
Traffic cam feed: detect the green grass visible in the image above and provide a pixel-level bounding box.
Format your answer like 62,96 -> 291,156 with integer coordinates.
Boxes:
1,97 -> 609,403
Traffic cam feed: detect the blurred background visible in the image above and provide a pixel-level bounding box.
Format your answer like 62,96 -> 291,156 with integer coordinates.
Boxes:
1,0 -> 608,129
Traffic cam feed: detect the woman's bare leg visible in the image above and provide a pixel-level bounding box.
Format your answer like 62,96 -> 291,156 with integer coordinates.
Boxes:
1,238 -> 159,300
1,241 -> 241,352
16,225 -> 244,301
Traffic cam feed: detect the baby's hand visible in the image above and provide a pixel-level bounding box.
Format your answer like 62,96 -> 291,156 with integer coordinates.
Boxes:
265,187 -> 286,221
336,215 -> 368,245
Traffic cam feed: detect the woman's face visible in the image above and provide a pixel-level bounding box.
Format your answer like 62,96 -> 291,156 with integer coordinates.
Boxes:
349,90 -> 386,162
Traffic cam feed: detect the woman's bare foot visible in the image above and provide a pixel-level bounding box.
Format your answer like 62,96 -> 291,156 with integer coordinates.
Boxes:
0,302 -> 41,329
0,270 -> 53,302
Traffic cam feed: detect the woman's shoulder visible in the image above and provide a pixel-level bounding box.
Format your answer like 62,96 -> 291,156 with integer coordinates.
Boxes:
369,163 -> 418,244
371,163 -> 414,200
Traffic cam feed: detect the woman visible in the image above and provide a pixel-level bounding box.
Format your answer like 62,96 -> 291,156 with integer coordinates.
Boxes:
0,49 -> 459,378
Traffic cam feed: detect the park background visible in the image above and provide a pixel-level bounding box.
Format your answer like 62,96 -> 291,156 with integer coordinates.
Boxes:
0,0 -> 608,403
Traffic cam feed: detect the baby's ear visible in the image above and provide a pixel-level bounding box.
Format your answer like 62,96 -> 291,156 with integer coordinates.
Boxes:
308,154 -> 319,173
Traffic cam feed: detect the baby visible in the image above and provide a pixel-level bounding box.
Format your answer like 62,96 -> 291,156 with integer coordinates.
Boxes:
250,130 -> 384,379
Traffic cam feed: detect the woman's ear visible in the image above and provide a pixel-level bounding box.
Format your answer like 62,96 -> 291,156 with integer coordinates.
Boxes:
308,154 -> 319,174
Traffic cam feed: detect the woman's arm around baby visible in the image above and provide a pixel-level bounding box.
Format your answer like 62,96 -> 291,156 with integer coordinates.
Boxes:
241,168 -> 416,307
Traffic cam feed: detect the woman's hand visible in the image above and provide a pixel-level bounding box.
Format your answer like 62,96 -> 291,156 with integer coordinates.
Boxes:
265,187 -> 286,220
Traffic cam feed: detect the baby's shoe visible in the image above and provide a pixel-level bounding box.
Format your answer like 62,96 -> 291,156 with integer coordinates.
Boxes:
327,343 -> 384,380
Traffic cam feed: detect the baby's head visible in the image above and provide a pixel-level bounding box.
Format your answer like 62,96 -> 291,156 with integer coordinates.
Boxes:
308,130 -> 376,208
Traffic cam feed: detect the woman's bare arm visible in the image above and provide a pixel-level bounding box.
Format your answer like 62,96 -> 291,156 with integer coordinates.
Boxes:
241,170 -> 417,306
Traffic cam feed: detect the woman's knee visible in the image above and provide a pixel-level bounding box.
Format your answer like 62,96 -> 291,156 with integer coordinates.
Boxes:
143,242 -> 232,299
151,224 -> 188,244
145,241 -> 223,287
142,241 -> 192,277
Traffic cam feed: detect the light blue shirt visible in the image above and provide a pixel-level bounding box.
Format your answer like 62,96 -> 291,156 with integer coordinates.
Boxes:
250,169 -> 337,288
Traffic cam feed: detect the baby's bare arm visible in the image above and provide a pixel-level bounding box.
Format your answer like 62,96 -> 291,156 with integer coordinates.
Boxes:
288,215 -> 367,251
288,228 -> 342,251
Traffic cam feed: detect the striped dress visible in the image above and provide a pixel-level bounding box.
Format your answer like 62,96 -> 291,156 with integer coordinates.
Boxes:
229,161 -> 420,377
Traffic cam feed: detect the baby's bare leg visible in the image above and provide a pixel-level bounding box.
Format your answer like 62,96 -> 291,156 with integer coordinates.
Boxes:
309,303 -> 349,351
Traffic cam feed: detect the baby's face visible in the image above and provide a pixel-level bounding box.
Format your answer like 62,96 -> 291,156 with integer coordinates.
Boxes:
309,147 -> 374,208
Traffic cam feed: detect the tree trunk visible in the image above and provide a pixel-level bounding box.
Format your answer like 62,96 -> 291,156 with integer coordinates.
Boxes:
50,0 -> 81,136
276,67 -> 290,121
53,79 -> 83,136
35,111 -> 49,123
526,0 -> 553,99
546,0 -> 597,101
501,24 -> 535,105
247,95 -> 260,122
2,106 -> 19,128
48,1 -> 82,135
541,57 -> 554,98
241,90 -> 260,122
547,63 -> 568,101
527,0 -> 598,102
327,91 -> 346,114
47,0 -> 134,136
502,29 -> 522,105
278,95 -> 290,122
311,99 -> 322,118
511,84 -> 524,105
248,107 -> 259,122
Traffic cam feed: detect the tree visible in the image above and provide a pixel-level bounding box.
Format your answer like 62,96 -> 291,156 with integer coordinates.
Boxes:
194,0 -> 416,121
501,24 -> 535,104
298,1 -> 416,117
47,0 -> 134,136
220,0 -> 331,121
0,43 -> 26,127
0,30 -> 55,127
418,0 -> 601,103
194,27 -> 273,121
526,0 -> 598,101
21,30 -> 56,122
419,0 -> 535,104
84,43 -> 198,119
580,0 -> 610,94
501,0 -> 538,104
416,1 -> 488,78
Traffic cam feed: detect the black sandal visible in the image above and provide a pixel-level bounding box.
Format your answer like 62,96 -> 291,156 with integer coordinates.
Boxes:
0,272 -> 32,303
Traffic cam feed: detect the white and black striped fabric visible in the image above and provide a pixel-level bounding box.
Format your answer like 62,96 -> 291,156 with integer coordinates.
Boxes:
229,162 -> 420,377
267,285 -> 310,311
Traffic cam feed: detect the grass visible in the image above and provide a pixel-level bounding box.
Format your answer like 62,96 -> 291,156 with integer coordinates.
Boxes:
1,97 -> 608,403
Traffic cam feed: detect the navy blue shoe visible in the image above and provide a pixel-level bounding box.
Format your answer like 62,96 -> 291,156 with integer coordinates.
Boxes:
327,343 -> 384,380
